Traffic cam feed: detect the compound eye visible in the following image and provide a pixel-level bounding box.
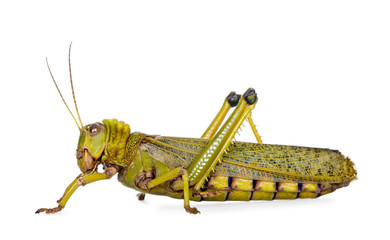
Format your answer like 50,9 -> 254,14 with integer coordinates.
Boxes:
89,123 -> 100,136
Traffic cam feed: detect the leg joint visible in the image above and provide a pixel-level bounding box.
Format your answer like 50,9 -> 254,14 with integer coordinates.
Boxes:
134,169 -> 154,190
244,88 -> 257,105
227,92 -> 241,107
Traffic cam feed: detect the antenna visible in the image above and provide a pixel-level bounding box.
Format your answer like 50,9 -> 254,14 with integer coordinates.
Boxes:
46,57 -> 82,130
68,42 -> 84,127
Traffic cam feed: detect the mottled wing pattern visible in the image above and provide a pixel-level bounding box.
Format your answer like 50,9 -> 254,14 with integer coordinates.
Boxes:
140,136 -> 204,169
141,136 -> 356,183
215,142 -> 356,183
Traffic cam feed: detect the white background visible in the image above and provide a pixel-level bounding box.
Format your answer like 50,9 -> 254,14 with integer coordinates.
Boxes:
1,1 -> 389,239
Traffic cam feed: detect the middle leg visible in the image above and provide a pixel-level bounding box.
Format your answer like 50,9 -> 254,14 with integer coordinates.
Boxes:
136,167 -> 199,214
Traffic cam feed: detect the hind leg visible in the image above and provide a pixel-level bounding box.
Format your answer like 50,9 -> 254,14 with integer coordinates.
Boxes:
188,88 -> 259,194
202,91 -> 262,143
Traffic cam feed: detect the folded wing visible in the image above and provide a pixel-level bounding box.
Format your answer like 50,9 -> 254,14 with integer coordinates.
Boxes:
141,136 -> 356,184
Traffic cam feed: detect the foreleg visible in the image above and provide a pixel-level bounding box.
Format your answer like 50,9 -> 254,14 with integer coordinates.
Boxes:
36,166 -> 117,214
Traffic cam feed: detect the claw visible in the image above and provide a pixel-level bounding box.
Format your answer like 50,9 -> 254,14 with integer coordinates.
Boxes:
137,193 -> 146,201
35,206 -> 63,214
184,206 -> 200,214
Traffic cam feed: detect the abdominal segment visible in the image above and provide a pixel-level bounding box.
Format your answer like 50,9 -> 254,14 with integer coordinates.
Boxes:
187,176 -> 349,201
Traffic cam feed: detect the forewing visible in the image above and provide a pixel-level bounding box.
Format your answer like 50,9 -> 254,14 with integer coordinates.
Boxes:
215,142 -> 356,183
139,136 -> 205,169
141,136 -> 356,183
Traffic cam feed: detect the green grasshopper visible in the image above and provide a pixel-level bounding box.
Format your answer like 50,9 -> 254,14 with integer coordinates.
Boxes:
36,45 -> 357,214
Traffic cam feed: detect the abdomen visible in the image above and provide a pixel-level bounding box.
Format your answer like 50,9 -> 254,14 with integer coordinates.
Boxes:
185,176 -> 351,201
